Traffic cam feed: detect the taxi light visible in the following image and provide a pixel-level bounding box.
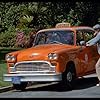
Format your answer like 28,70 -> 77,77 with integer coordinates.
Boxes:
55,22 -> 71,28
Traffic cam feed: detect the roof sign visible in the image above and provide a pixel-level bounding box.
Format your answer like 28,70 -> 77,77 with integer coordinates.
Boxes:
55,22 -> 71,28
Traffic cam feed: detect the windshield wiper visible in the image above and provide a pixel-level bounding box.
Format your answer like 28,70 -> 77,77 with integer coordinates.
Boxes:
49,41 -> 63,44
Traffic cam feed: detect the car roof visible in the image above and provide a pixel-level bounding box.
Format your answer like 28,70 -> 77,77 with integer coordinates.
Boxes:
37,26 -> 95,34
72,26 -> 95,31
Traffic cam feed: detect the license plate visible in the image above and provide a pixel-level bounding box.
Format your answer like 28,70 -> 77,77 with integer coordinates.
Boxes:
12,76 -> 21,84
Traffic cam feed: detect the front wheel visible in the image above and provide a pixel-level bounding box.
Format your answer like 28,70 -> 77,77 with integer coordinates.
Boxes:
13,82 -> 28,91
62,65 -> 76,90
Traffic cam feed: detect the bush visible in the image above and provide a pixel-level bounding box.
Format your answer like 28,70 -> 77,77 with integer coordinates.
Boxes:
0,25 -> 17,47
16,31 -> 26,48
0,31 -> 16,47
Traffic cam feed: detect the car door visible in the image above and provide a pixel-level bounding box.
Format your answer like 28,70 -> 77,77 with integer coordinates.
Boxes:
76,29 -> 99,75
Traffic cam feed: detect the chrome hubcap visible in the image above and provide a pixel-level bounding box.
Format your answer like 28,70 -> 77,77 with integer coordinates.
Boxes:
67,72 -> 72,82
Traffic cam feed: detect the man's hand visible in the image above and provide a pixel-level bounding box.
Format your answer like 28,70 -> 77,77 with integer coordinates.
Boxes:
86,42 -> 90,46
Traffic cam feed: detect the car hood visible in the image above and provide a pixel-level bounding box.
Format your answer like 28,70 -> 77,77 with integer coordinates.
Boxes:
15,44 -> 78,61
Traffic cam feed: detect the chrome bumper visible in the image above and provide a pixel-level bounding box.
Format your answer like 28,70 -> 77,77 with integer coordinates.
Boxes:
3,73 -> 62,82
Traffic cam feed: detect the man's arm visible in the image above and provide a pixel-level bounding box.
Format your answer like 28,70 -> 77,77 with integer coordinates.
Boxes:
86,33 -> 100,46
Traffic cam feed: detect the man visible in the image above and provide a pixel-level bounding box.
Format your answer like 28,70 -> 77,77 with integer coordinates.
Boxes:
86,24 -> 100,86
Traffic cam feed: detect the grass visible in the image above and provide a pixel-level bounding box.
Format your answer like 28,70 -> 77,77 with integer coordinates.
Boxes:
0,61 -> 11,87
0,47 -> 22,87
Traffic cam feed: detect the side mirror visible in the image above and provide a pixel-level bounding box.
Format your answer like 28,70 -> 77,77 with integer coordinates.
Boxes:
80,41 -> 86,46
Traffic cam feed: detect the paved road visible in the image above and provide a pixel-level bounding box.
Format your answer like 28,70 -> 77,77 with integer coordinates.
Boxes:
0,74 -> 100,98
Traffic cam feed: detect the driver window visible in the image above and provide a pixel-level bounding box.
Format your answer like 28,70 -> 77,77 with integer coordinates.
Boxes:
83,31 -> 94,42
76,30 -> 94,46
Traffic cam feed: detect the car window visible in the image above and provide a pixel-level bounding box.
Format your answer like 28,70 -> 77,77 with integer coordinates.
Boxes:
76,30 -> 94,46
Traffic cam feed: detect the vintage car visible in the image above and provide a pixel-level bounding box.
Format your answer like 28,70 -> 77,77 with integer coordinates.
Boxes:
3,23 -> 99,90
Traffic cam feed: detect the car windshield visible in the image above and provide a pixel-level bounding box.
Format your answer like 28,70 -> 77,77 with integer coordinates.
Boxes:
34,30 -> 74,45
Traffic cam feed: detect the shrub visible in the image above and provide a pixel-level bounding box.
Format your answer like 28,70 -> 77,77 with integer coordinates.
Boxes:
0,32 -> 16,47
16,31 -> 26,48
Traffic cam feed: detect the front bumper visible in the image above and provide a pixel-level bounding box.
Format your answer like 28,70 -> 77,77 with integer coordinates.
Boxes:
3,73 -> 62,82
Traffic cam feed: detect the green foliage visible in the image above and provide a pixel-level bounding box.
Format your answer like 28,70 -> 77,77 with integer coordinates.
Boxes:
0,2 -> 99,47
0,26 -> 16,47
66,2 -> 98,26
67,9 -> 82,26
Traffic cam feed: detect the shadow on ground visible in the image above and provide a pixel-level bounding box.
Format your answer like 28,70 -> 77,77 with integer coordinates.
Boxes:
15,76 -> 98,92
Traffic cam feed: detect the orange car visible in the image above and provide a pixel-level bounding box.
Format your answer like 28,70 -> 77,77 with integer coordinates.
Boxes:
3,23 -> 99,90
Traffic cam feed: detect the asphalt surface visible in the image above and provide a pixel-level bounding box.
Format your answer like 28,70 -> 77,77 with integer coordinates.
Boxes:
0,73 -> 100,98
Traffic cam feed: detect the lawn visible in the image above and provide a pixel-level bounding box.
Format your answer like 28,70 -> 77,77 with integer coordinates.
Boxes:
0,47 -> 22,87
0,61 -> 11,87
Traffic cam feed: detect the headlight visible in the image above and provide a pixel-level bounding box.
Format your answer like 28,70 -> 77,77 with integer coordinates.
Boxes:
5,54 -> 16,62
48,53 -> 58,60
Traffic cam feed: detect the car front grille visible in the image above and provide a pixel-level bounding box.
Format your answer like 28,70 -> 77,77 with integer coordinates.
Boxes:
15,62 -> 50,72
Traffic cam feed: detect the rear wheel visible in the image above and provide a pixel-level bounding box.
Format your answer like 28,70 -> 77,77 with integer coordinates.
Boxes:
13,82 -> 28,91
62,64 -> 76,90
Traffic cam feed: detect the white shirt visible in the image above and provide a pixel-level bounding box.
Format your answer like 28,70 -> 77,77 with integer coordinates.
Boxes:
86,32 -> 100,54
